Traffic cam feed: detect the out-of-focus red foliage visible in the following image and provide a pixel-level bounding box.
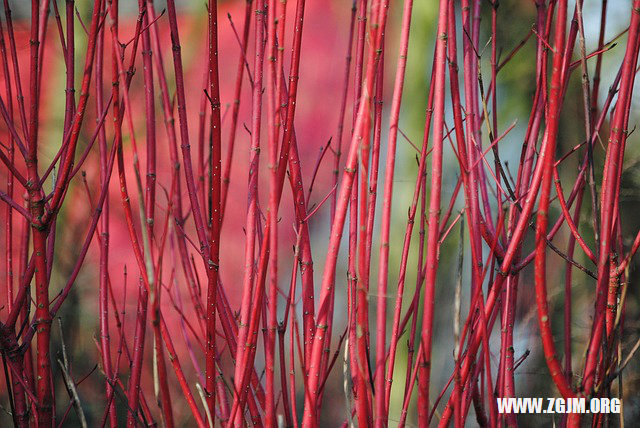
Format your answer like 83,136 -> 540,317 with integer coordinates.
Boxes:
0,1 -> 348,310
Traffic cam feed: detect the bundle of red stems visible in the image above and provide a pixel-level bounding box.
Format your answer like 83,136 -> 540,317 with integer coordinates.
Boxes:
0,0 -> 639,426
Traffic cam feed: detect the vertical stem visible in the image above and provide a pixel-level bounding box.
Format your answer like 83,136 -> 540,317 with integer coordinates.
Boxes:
266,0 -> 279,424
206,0 -> 222,418
126,284 -> 149,426
583,0 -> 640,397
232,0 -> 265,424
0,14 -> 27,427
98,0 -> 116,424
26,1 -> 52,424
417,1 -> 448,424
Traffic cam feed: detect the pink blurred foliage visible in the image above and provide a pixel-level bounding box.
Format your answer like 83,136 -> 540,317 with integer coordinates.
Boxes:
1,1 -> 349,312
